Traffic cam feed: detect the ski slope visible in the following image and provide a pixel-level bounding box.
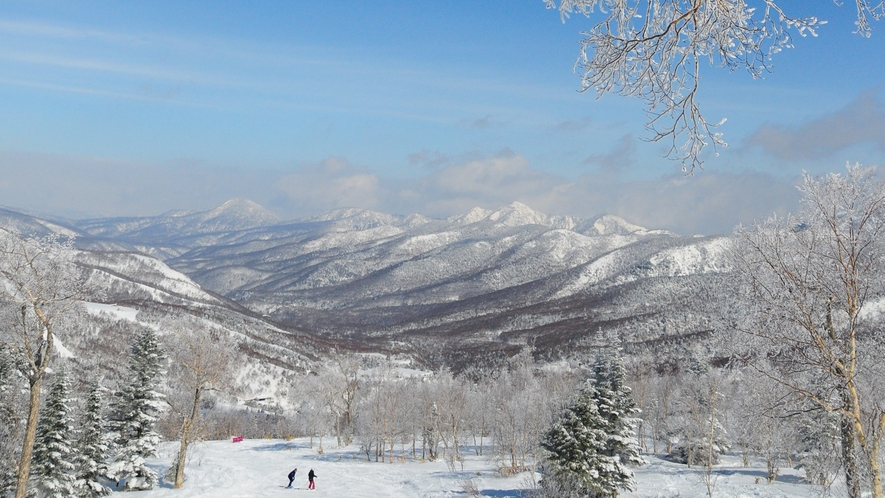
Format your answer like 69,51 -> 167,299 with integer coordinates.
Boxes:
130,438 -> 828,497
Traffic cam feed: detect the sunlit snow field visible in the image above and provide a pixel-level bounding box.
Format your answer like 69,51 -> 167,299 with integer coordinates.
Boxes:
130,438 -> 829,498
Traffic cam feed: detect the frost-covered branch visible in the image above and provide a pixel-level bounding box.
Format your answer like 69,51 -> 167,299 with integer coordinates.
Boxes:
546,0 -> 878,172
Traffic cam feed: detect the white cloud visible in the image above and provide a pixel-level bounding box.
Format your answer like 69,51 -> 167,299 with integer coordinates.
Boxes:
384,152 -> 801,235
273,157 -> 380,213
0,150 -> 801,236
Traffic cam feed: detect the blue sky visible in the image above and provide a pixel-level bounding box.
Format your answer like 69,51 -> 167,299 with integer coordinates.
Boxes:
1,1 -> 884,234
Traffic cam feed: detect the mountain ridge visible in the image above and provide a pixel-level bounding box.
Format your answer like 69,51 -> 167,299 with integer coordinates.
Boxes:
0,199 -> 725,370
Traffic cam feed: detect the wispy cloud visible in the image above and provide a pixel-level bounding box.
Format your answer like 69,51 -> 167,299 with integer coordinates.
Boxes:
554,116 -> 594,132
744,89 -> 885,160
0,76 -> 208,106
0,18 -> 574,122
408,150 -> 451,169
583,134 -> 636,173
0,19 -> 152,44
459,115 -> 496,129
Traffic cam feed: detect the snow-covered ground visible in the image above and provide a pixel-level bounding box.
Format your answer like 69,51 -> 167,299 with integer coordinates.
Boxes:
627,453 -> 819,497
131,438 -> 829,498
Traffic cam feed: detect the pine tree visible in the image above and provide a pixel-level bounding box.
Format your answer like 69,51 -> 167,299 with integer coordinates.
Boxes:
539,355 -> 643,498
28,370 -> 77,498
0,345 -> 23,495
595,356 -> 645,471
540,380 -> 611,497
107,330 -> 164,491
74,380 -> 111,497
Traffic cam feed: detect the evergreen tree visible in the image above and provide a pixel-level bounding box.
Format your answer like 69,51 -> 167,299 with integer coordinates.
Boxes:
540,380 -> 611,497
0,345 -> 23,495
28,370 -> 77,498
594,356 -> 645,471
540,354 -> 643,498
74,381 -> 110,497
107,330 -> 164,491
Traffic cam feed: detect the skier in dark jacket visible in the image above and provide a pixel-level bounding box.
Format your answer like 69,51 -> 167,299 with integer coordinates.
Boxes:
307,468 -> 317,490
286,468 -> 297,488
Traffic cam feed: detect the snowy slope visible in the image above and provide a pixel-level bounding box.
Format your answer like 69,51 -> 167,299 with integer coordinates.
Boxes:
148,202 -> 731,364
77,251 -> 227,306
0,200 -> 733,368
132,438 -> 824,498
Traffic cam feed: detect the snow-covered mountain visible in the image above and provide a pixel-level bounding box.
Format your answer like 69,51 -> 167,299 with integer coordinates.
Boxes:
71,198 -> 279,245
0,200 -> 731,369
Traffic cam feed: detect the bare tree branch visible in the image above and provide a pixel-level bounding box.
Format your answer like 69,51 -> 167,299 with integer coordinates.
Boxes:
547,0 -> 879,172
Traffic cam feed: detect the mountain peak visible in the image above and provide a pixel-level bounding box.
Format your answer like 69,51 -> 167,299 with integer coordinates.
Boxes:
449,207 -> 494,225
487,201 -> 547,226
587,214 -> 647,235
449,202 -> 578,229
204,198 -> 279,226
217,198 -> 265,211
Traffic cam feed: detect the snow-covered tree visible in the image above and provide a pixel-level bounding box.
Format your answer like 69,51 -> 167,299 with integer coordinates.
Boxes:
0,231 -> 83,498
540,381 -> 627,497
491,351 -> 551,475
0,344 -> 24,495
732,165 -> 885,498
546,0 -> 882,171
540,354 -> 642,498
164,324 -> 235,488
74,380 -> 110,497
729,367 -> 797,483
669,359 -> 729,469
794,406 -> 842,489
311,352 -> 361,448
107,330 -> 165,491
28,370 -> 77,498
593,355 -> 644,470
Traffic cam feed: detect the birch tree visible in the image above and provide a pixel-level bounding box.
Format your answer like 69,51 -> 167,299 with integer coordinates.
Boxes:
165,325 -> 236,488
732,164 -> 885,498
0,231 -> 82,498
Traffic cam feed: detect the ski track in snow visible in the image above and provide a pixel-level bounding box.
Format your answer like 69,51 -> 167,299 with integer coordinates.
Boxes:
129,439 -> 830,498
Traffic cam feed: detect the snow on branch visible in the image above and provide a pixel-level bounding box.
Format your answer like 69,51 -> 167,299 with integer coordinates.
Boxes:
546,0 -> 880,172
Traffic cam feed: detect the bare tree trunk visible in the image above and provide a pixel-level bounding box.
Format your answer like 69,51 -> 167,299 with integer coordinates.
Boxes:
14,377 -> 41,498
868,445 -> 883,498
174,387 -> 202,488
867,420 -> 884,498
335,413 -> 341,447
841,415 -> 861,498
1,233 -> 80,498
704,410 -> 716,497
173,435 -> 189,489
